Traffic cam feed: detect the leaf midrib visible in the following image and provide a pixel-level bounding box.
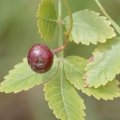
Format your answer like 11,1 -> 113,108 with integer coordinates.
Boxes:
2,71 -> 36,87
60,66 -> 71,120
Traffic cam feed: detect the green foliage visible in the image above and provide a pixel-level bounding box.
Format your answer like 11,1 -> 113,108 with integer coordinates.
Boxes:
37,0 -> 57,40
64,9 -> 116,45
64,56 -> 120,100
85,37 -> 120,88
0,57 -> 59,93
1,0 -> 120,120
44,63 -> 86,120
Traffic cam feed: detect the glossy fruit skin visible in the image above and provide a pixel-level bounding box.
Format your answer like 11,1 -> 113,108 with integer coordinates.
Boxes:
27,44 -> 54,73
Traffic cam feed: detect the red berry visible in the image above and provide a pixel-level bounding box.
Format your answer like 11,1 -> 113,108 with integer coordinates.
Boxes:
27,44 -> 54,73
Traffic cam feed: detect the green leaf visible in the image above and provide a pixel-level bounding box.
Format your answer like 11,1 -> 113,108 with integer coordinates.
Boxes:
44,62 -> 86,120
37,0 -> 57,40
85,37 -> 120,88
64,9 -> 116,45
64,56 -> 120,100
0,57 -> 59,93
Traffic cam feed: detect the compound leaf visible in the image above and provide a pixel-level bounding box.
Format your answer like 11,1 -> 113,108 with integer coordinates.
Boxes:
64,56 -> 120,100
64,9 -> 116,45
44,62 -> 86,120
0,57 -> 59,93
37,0 -> 57,40
85,37 -> 120,88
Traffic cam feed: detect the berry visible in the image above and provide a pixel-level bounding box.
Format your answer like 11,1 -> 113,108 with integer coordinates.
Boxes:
27,44 -> 54,73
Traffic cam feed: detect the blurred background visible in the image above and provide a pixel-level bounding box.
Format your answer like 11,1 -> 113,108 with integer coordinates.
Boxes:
0,0 -> 120,120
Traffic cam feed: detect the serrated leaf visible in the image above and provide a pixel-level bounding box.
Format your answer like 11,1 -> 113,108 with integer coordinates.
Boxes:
64,9 -> 116,45
85,37 -> 120,88
0,57 -> 59,93
64,56 -> 120,100
44,62 -> 86,120
37,0 -> 57,40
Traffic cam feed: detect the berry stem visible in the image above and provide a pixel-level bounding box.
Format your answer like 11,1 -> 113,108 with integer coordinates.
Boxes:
52,35 -> 68,54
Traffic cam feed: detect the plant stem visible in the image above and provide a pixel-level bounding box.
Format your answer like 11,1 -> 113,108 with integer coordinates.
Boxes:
58,0 -> 64,57
63,0 -> 73,35
52,39 -> 68,54
94,0 -> 120,34
53,0 -> 73,56
58,0 -> 62,20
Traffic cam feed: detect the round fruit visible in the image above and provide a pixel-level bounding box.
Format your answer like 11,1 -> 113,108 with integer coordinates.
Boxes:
27,44 -> 54,73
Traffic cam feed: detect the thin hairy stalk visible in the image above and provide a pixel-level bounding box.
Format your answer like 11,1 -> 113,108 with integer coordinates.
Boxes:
94,0 -> 120,34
